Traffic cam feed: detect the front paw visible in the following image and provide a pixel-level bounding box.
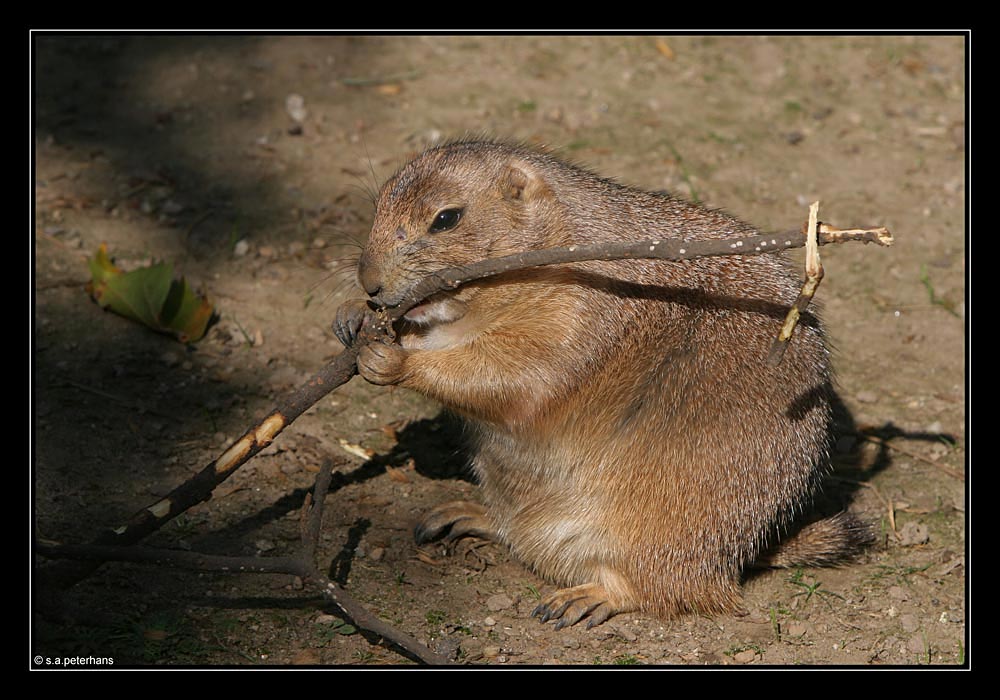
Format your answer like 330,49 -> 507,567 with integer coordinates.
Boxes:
532,583 -> 619,630
358,342 -> 409,385
333,299 -> 372,348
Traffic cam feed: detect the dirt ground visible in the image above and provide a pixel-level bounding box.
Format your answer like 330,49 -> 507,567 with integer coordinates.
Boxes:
32,34 -> 967,668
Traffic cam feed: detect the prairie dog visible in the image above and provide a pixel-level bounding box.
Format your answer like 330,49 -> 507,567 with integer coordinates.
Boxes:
336,139 -> 868,628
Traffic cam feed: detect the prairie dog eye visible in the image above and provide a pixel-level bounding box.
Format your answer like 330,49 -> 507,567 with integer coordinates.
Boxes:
428,208 -> 463,234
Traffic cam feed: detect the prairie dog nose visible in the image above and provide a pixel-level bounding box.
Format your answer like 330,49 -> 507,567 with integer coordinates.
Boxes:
357,252 -> 383,298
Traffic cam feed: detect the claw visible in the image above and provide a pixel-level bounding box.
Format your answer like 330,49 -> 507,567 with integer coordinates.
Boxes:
333,299 -> 370,348
533,583 -> 620,629
414,501 -> 497,546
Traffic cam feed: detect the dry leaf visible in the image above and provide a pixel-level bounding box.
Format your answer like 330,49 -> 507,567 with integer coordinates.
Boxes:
655,39 -> 675,60
385,465 -> 410,484
338,438 -> 374,460
416,550 -> 442,566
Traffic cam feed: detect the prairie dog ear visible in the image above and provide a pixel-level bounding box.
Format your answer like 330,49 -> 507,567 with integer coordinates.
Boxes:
502,159 -> 552,203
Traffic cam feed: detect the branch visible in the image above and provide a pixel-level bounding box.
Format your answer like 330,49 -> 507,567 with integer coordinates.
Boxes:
38,460 -> 454,665
766,202 -> 824,366
37,541 -> 452,665
389,222 -> 892,322
41,348 -> 360,589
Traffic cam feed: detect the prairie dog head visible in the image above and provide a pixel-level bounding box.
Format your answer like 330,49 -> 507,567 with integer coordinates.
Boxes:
357,141 -> 560,320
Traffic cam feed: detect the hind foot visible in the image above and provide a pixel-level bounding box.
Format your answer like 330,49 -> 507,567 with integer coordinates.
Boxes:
414,500 -> 498,545
532,583 -> 622,630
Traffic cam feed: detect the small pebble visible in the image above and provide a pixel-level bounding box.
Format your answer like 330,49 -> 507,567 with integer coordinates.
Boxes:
900,614 -> 920,633
856,390 -> 879,403
610,622 -> 638,642
161,199 -> 185,215
486,593 -> 514,612
286,94 -> 307,123
786,622 -> 807,637
899,522 -> 930,546
160,351 -> 181,367
233,239 -> 250,257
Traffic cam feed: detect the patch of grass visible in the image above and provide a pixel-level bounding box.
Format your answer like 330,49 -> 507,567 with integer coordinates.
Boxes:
914,632 -> 932,665
784,100 -> 804,115
707,131 -> 737,145
919,265 -> 961,317
316,618 -> 357,641
724,642 -> 764,657
613,654 -> 640,665
135,611 -> 217,664
230,315 -> 256,347
769,606 -> 782,642
228,223 -> 242,252
937,434 -> 959,448
425,610 -> 447,626
787,569 -> 845,609
166,514 -> 203,539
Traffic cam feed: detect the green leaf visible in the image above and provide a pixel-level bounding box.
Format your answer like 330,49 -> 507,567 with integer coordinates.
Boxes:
87,244 -> 215,343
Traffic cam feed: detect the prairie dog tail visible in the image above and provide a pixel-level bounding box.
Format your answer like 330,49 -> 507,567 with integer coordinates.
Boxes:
757,512 -> 874,569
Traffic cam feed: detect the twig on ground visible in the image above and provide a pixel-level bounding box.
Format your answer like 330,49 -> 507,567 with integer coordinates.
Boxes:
38,461 -> 453,665
860,435 -> 965,482
832,477 -> 899,541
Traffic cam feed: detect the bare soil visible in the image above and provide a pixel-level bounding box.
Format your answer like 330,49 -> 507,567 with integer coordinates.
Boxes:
32,34 -> 967,668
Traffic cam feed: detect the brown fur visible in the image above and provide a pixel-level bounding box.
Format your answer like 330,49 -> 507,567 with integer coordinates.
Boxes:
342,139 -> 869,627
